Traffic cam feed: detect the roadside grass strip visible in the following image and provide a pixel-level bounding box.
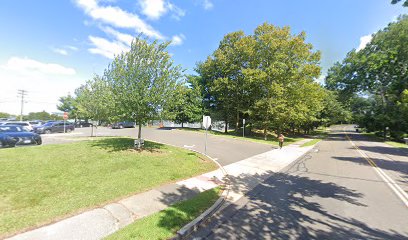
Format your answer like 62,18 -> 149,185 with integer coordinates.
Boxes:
0,137 -> 217,237
176,128 -> 304,146
301,139 -> 321,147
361,132 -> 408,149
105,188 -> 221,240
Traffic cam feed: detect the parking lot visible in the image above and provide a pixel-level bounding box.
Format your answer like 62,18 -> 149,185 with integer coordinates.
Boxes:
41,126 -> 274,166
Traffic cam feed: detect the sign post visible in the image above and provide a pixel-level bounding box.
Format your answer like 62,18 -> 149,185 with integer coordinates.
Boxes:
243,118 -> 245,138
63,112 -> 68,133
203,116 -> 211,155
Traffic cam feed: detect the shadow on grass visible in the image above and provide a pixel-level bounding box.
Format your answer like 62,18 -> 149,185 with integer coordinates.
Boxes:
155,187 -> 219,233
88,137 -> 164,152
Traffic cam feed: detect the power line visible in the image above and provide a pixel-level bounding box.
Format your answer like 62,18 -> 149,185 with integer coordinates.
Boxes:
17,89 -> 28,121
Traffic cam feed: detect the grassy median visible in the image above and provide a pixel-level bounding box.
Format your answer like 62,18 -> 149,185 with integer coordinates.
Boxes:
106,187 -> 221,240
0,138 -> 217,237
176,128 -> 304,146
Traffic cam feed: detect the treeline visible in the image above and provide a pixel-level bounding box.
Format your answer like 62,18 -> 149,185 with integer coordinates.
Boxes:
60,23 -> 350,140
0,111 -> 62,121
326,15 -> 408,140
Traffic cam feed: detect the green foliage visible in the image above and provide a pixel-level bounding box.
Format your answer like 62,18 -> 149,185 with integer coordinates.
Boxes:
325,15 -> 408,140
391,0 -> 408,7
75,75 -> 115,123
197,23 -> 326,138
319,91 -> 352,125
106,188 -> 220,240
104,37 -> 183,138
0,112 -> 11,119
24,111 -> 61,121
56,94 -> 79,120
165,75 -> 203,125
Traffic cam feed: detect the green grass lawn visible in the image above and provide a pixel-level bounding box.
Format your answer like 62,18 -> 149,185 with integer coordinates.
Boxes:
301,139 -> 322,147
0,138 -> 217,237
105,188 -> 221,240
361,132 -> 408,148
176,128 -> 304,146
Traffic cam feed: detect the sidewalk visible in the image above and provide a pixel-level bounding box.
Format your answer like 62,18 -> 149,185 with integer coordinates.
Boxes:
7,140 -> 314,240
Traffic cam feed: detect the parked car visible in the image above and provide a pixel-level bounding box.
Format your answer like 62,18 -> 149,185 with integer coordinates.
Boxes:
34,121 -> 75,134
75,121 -> 93,128
111,121 -> 135,129
1,121 -> 33,131
29,120 -> 44,127
0,125 -> 42,147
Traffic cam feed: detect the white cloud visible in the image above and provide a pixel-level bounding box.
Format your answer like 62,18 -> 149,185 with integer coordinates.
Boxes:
75,0 -> 164,40
1,57 -> 76,75
101,26 -> 134,46
357,34 -> 372,52
0,57 -> 82,114
167,2 -> 185,20
203,0 -> 213,10
52,48 -> 68,56
170,34 -> 185,46
138,0 -> 185,20
66,45 -> 79,51
88,36 -> 129,59
139,0 -> 166,20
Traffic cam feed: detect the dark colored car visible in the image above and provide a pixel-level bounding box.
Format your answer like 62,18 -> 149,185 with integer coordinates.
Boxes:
0,125 -> 42,148
34,121 -> 75,134
111,121 -> 135,129
75,121 -> 93,128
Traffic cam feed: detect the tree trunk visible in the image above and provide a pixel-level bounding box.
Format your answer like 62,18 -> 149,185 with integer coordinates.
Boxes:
236,111 -> 239,132
383,126 -> 387,140
224,120 -> 228,133
181,122 -> 184,128
138,121 -> 142,139
264,127 -> 267,140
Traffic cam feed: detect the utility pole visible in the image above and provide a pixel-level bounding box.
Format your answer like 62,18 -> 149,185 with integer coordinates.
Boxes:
17,90 -> 27,121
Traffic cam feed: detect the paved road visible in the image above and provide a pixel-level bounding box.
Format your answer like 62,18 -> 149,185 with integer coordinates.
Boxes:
192,125 -> 408,239
42,126 -> 274,166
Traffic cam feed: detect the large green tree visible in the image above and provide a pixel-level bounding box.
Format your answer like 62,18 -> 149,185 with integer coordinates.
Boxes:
197,24 -> 325,137
75,74 -> 115,125
104,37 -> 182,140
56,94 -> 80,121
197,31 -> 255,132
326,15 -> 408,139
166,75 -> 203,127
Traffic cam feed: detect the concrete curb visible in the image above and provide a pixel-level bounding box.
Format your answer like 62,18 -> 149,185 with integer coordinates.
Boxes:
180,142 -> 321,239
144,138 -> 231,240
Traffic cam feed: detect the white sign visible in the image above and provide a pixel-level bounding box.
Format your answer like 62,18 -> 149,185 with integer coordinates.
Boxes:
243,119 -> 245,124
203,116 -> 211,129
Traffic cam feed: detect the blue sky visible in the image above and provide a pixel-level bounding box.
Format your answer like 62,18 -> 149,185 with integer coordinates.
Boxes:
0,0 -> 407,114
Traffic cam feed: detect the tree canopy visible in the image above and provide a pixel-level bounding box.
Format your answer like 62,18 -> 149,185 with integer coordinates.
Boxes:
326,15 -> 408,140
197,22 -> 329,138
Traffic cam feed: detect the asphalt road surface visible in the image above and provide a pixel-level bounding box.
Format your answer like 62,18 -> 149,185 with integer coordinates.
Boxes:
42,126 -> 274,166
192,125 -> 408,239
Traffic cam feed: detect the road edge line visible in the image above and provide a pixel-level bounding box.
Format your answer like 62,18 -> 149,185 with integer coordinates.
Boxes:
344,130 -> 408,208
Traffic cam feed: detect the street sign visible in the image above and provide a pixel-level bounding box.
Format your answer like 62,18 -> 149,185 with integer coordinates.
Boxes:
203,115 -> 211,155
203,116 -> 211,129
63,112 -> 68,120
243,119 -> 245,138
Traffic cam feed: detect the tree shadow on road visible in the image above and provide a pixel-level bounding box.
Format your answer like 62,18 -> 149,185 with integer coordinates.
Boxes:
88,137 -> 164,152
334,156 -> 408,183
358,145 -> 408,158
188,159 -> 407,240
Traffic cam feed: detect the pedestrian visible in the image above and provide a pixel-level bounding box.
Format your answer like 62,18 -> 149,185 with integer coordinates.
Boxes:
278,133 -> 285,149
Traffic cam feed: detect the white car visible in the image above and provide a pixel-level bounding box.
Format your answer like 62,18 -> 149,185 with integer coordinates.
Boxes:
1,122 -> 33,131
